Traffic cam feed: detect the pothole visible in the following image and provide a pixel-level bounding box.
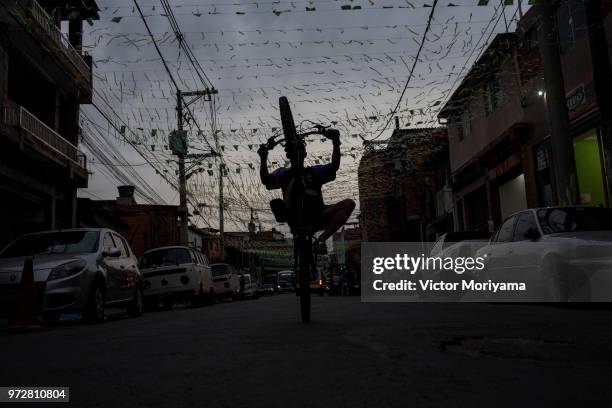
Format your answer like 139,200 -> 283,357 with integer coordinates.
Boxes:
440,336 -> 574,361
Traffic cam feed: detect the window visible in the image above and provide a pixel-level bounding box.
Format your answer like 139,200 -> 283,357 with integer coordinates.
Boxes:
0,231 -> 99,258
140,248 -> 193,269
113,234 -> 129,258
484,76 -> 501,115
524,28 -> 537,51
537,208 -> 612,234
513,212 -> 538,242
120,237 -> 131,257
495,216 -> 517,243
200,253 -> 209,266
459,108 -> 471,141
211,264 -> 229,277
558,3 -> 587,54
102,233 -> 116,253
190,250 -> 199,265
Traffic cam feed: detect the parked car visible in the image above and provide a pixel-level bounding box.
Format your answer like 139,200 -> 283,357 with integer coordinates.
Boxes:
263,274 -> 279,294
210,263 -> 240,299
257,283 -> 277,296
140,246 -> 213,308
425,231 -> 492,299
430,231 -> 492,258
325,275 -> 343,296
276,270 -> 294,293
238,274 -> 259,299
0,228 -> 143,324
474,206 -> 612,301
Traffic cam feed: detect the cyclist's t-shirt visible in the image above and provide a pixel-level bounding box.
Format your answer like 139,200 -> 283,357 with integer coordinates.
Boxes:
267,164 -> 336,212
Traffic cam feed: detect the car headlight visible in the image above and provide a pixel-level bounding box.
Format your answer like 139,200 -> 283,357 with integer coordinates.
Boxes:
48,260 -> 87,281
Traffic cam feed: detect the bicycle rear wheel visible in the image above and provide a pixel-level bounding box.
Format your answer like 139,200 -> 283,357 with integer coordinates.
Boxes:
297,235 -> 311,323
279,96 -> 298,144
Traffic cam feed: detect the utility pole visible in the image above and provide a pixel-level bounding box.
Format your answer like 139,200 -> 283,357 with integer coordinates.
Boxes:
174,88 -> 218,246
536,0 -> 579,206
585,0 -> 612,203
176,90 -> 189,245
214,129 -> 225,260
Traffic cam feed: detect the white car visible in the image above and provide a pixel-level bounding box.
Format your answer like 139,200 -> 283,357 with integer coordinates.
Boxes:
475,207 -> 612,302
238,274 -> 259,299
423,231 -> 491,300
140,246 -> 213,308
210,263 -> 240,299
430,232 -> 492,258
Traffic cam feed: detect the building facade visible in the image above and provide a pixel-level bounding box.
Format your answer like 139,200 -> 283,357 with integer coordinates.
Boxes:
0,0 -> 98,248
358,126 -> 449,242
79,186 -> 179,257
439,2 -> 612,232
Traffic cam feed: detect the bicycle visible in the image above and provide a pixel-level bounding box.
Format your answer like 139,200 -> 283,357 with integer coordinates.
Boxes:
261,96 -> 336,323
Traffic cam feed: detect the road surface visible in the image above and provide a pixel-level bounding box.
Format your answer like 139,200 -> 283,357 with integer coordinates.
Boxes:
1,295 -> 612,407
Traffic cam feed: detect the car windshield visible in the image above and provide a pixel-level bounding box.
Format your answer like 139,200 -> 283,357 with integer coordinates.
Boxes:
140,248 -> 192,268
0,231 -> 100,258
278,272 -> 293,283
211,264 -> 230,276
444,231 -> 491,243
537,207 -> 612,234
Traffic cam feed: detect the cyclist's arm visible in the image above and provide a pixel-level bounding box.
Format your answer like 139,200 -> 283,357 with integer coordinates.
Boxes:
259,153 -> 272,187
330,137 -> 341,172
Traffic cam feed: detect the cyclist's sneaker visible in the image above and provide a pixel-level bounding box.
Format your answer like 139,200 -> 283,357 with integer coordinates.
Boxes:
313,240 -> 328,255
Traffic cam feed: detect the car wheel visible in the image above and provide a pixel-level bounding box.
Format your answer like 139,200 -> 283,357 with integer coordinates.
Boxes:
84,283 -> 106,323
127,286 -> 144,317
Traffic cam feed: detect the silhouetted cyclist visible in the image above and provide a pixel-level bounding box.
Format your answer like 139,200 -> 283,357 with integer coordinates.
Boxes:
258,129 -> 355,254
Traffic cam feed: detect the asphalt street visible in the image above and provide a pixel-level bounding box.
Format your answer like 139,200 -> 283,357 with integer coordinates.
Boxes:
1,295 -> 612,407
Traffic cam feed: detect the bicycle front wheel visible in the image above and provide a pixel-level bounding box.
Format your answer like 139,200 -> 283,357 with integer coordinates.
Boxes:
279,96 -> 298,144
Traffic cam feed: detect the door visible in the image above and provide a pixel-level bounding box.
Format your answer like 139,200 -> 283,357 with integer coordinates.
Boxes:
197,252 -> 213,292
114,234 -> 138,301
508,211 -> 543,292
574,129 -> 608,206
101,232 -> 123,302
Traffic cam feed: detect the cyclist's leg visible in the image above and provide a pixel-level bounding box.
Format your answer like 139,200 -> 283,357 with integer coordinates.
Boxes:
314,198 -> 356,245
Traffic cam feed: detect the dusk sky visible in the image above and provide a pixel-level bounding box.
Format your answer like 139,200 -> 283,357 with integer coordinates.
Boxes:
79,0 -> 526,232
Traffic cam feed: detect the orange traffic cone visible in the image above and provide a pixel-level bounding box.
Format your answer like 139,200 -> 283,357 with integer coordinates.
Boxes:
7,258 -> 42,332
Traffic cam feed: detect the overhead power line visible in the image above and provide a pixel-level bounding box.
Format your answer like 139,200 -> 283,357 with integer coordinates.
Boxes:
370,0 -> 439,140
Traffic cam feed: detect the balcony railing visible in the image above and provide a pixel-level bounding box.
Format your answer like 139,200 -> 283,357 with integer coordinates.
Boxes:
21,0 -> 91,80
2,105 -> 87,171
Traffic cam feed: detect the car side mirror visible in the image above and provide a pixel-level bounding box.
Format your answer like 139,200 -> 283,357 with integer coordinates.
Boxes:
524,227 -> 541,241
104,247 -> 121,258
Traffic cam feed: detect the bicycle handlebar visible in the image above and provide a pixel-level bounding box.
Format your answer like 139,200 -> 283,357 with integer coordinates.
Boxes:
262,125 -> 336,151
